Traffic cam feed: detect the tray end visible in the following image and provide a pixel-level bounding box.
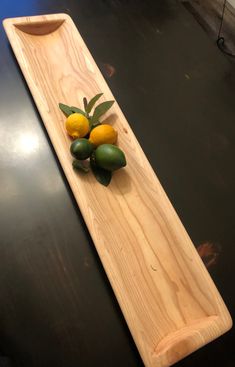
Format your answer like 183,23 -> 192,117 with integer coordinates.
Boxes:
151,314 -> 232,367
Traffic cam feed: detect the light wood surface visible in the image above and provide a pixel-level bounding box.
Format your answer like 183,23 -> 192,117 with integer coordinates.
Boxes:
3,14 -> 232,367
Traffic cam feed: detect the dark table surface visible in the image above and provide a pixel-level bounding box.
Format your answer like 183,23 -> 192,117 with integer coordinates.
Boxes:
0,0 -> 234,366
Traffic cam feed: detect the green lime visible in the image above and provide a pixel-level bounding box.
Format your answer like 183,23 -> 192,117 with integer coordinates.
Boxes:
70,138 -> 94,160
94,144 -> 126,171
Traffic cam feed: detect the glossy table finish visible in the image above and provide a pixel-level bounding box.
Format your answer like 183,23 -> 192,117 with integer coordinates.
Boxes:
0,1 -> 234,366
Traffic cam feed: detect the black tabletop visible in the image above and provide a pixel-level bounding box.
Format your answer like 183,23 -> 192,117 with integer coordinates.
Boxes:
0,0 -> 234,366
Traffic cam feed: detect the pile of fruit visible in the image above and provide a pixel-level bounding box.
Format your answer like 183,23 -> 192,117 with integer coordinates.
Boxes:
59,93 -> 126,186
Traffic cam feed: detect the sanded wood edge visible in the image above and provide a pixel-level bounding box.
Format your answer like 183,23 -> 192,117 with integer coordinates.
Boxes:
3,13 -> 68,35
152,315 -> 232,366
14,20 -> 65,35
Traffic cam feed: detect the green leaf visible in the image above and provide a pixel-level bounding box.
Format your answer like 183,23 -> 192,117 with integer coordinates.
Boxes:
59,103 -> 87,117
72,159 -> 90,173
91,100 -> 115,124
70,106 -> 86,116
83,97 -> 88,111
59,103 -> 74,117
90,121 -> 101,130
88,118 -> 101,130
90,156 -> 112,186
86,93 -> 103,114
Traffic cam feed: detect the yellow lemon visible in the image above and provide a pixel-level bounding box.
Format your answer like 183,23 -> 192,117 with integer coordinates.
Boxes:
66,113 -> 89,139
89,124 -> 118,147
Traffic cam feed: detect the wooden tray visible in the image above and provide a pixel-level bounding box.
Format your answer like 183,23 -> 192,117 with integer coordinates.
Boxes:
3,14 -> 232,367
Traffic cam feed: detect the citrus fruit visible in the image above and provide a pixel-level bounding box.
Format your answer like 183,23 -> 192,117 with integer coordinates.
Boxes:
66,113 -> 89,139
89,124 -> 117,147
70,138 -> 94,160
94,144 -> 126,171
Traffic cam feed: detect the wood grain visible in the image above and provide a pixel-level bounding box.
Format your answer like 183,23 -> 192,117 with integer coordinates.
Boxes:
3,14 -> 232,367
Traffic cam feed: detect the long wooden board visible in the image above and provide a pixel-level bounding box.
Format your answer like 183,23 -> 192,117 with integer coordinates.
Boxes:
3,14 -> 232,367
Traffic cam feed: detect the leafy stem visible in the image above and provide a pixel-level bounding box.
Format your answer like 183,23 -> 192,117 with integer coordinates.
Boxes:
59,93 -> 114,129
